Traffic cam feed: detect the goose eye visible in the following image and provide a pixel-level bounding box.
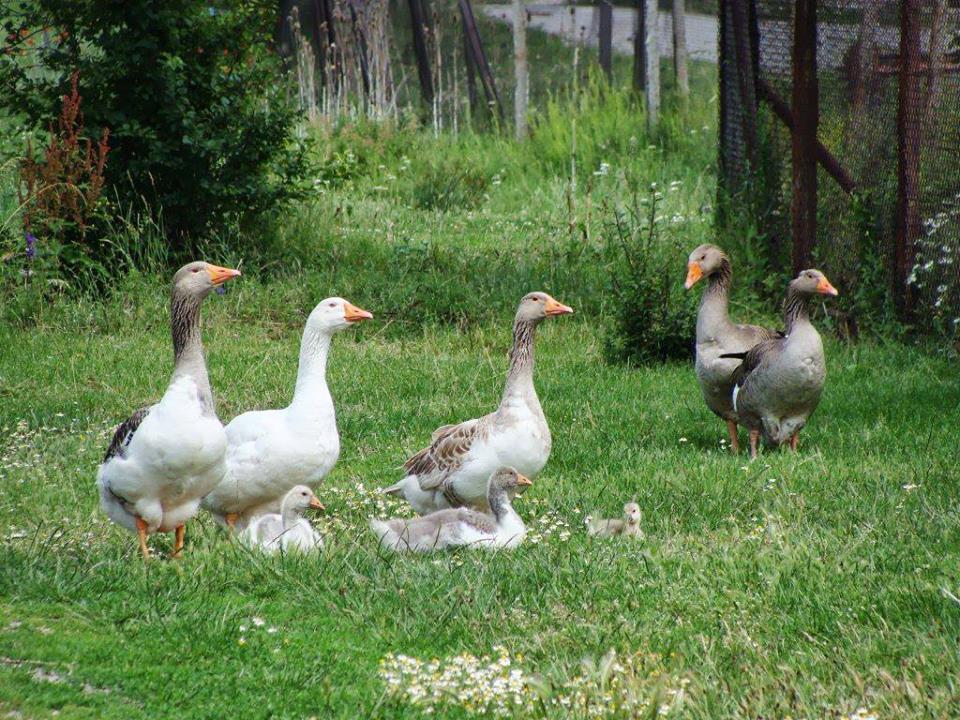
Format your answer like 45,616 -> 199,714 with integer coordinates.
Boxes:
328,302 -> 336,308
192,267 -> 201,274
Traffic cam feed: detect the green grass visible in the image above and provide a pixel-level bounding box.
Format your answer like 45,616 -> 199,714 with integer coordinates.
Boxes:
1,294 -> 959,718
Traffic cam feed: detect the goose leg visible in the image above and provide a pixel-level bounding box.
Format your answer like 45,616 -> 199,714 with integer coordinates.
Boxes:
749,430 -> 760,460
172,524 -> 186,559
225,513 -> 239,532
135,517 -> 150,561
790,433 -> 799,452
726,420 -> 740,454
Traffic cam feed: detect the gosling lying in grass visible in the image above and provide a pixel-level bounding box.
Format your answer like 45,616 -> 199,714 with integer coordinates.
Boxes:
369,467 -> 531,552
241,485 -> 324,554
587,502 -> 644,539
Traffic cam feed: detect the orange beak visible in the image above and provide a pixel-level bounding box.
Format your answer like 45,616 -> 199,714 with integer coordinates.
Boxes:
343,302 -> 373,323
206,264 -> 241,286
308,496 -> 325,511
544,297 -> 574,317
684,261 -> 703,289
516,473 -> 533,487
816,277 -> 839,296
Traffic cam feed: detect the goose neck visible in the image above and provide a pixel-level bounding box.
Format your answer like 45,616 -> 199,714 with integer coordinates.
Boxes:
291,327 -> 333,409
697,259 -> 733,329
170,289 -> 213,413
501,318 -> 538,402
783,286 -> 812,333
488,488 -> 513,522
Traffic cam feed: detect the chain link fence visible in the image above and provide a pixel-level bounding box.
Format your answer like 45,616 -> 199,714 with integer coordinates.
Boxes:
720,0 -> 960,337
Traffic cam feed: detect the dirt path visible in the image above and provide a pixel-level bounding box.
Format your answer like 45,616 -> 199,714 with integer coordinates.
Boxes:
479,4 -> 719,63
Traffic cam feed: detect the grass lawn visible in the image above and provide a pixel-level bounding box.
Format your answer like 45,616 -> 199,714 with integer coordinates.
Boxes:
1,297 -> 958,718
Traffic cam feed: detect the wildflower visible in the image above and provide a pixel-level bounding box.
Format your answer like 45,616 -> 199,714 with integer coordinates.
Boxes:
902,483 -> 919,492
252,617 -> 265,627
25,231 -> 37,260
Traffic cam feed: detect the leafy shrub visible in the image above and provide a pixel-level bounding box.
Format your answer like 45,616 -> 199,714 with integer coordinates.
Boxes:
1,0 -> 309,255
602,188 -> 697,364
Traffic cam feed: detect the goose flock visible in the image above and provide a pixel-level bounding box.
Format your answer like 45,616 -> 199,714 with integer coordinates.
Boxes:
96,248 -> 838,559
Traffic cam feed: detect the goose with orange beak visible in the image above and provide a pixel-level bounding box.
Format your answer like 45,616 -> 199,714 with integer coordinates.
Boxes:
382,292 -> 573,514
721,269 -> 839,458
203,297 -> 373,530
684,244 -> 780,453
97,261 -> 241,560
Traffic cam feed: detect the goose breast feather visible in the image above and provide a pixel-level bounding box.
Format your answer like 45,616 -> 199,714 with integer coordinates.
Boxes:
98,377 -> 227,533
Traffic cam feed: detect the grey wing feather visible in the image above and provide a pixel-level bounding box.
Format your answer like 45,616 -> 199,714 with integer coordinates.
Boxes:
403,417 -> 487,491
103,407 -> 151,462
729,339 -> 784,388
456,508 -> 497,534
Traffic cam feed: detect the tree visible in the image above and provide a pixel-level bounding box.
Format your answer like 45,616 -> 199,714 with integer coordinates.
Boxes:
1,0 -> 309,254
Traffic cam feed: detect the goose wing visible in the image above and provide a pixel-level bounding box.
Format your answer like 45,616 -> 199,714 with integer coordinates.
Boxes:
722,337 -> 785,388
403,416 -> 490,491
102,407 -> 152,462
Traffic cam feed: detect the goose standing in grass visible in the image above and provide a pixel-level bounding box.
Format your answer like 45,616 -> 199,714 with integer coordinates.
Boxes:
382,292 -> 572,514
202,297 -> 372,530
371,467 -> 531,552
241,485 -> 325,553
587,502 -> 644,539
722,269 -> 839,458
684,244 -> 780,453
97,261 -> 241,560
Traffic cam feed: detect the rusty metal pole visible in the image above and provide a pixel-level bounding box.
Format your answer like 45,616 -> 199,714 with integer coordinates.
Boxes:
791,0 -> 818,275
894,0 -> 923,314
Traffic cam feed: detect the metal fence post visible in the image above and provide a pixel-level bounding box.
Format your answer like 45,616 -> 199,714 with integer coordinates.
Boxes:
894,0 -> 923,314
791,0 -> 818,275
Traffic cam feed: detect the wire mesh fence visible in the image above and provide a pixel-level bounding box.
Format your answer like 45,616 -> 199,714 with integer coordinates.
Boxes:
720,0 -> 960,336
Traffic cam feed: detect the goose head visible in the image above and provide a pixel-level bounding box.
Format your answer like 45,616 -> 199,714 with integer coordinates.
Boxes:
172,261 -> 241,298
684,244 -> 727,289
281,485 -> 325,516
516,292 -> 574,324
307,297 -> 373,334
622,502 -> 642,525
487,466 -> 533,505
791,269 -> 839,297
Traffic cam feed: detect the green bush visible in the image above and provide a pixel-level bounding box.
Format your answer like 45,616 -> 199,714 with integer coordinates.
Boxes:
602,187 -> 698,364
1,0 -> 309,256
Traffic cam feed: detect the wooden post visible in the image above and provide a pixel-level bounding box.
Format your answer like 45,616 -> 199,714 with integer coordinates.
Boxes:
348,0 -> 370,98
513,0 -> 528,139
672,0 -> 688,96
645,0 -> 660,125
463,17 -> 479,114
459,0 -> 504,123
791,0 -> 818,275
599,1 -> 613,81
408,0 -> 434,105
894,0 -> 923,314
633,0 -> 647,92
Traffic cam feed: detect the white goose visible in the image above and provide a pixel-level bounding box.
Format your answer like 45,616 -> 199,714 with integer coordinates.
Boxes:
370,467 -> 531,552
97,261 -> 241,560
202,297 -> 372,529
382,292 -> 572,514
241,485 -> 325,554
